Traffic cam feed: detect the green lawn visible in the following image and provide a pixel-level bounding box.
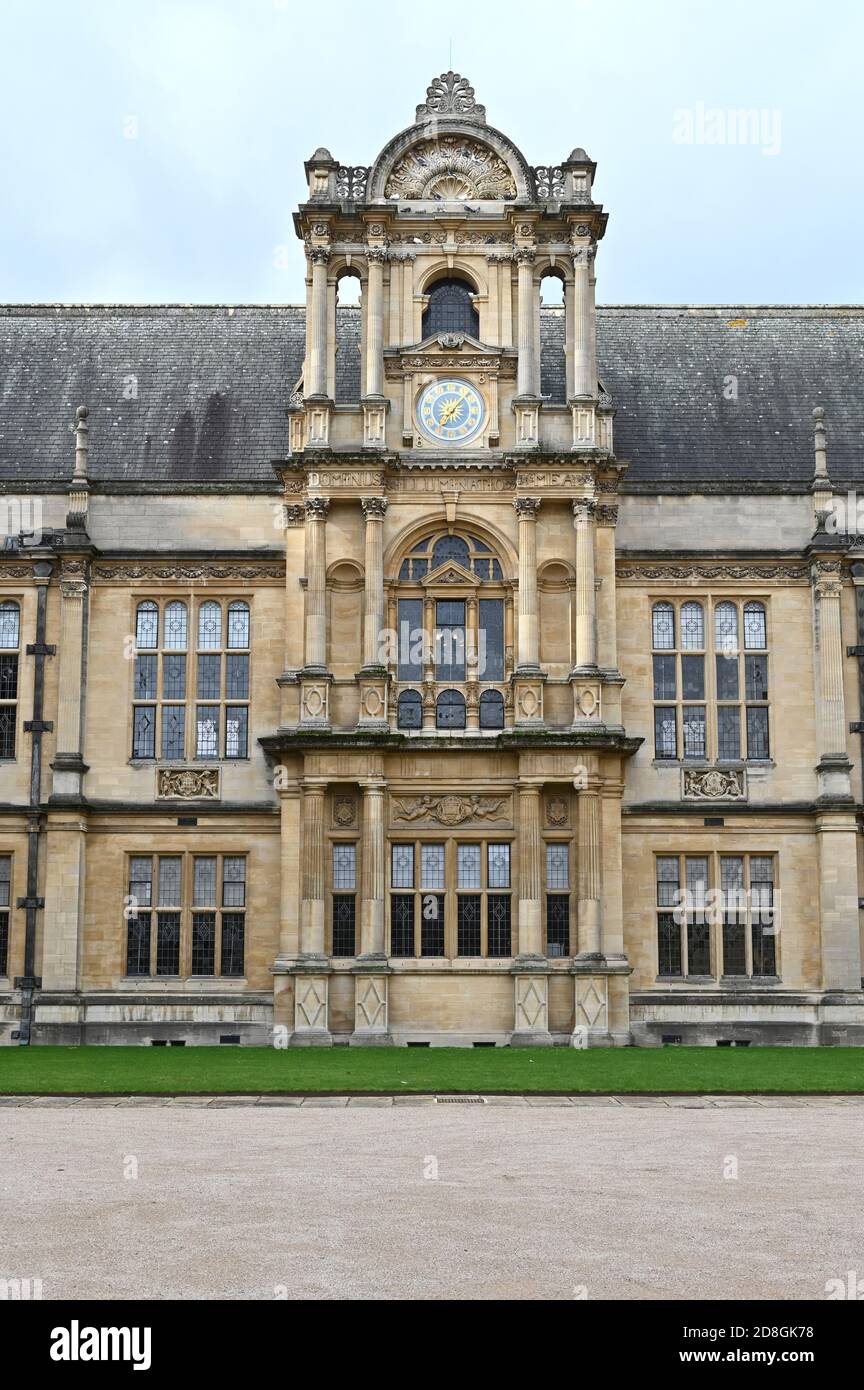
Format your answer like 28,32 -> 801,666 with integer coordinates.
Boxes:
0,1045 -> 862,1094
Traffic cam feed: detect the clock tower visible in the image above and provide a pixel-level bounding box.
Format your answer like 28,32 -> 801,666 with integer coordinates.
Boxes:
271,72 -> 637,1047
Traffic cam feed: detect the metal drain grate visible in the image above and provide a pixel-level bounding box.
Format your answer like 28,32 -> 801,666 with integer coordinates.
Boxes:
436,1096 -> 486,1104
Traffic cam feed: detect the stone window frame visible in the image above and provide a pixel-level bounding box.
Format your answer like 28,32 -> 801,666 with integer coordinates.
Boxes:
130,596 -> 252,763
654,850 -> 779,983
328,832 -> 361,958
123,850 -> 247,980
392,530 -> 513,732
543,832 -> 574,958
388,835 -> 514,959
650,596 -> 771,766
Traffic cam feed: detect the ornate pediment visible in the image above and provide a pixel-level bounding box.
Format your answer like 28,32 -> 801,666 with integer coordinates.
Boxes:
385,136 -> 517,201
421,560 -> 480,588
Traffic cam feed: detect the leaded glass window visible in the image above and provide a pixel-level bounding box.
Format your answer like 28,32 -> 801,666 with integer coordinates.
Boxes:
391,844 -> 414,889
421,843 -> 445,890
125,854 -> 246,978
422,278 -> 479,339
487,843 -> 510,889
0,603 -> 20,759
546,844 -> 569,889
652,599 -> 770,763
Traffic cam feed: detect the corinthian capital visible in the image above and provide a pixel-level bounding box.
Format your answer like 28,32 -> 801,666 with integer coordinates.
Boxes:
365,245 -> 388,264
309,246 -> 332,266
361,496 -> 388,520
513,496 -> 541,519
572,497 -> 597,522
305,497 -> 331,520
514,246 -> 536,265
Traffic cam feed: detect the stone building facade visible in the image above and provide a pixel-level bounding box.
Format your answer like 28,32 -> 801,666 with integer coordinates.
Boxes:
1,73 -> 863,1046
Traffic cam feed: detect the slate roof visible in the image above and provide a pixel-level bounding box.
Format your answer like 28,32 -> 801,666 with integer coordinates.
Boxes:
1,304 -> 862,490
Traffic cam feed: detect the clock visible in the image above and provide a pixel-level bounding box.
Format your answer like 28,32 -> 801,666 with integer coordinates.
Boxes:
416,378 -> 486,446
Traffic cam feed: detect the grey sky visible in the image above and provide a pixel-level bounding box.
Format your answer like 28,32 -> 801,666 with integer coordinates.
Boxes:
1,0 -> 862,305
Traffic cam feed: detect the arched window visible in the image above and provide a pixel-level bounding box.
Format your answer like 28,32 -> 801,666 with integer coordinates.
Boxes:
431,535 -> 470,569
652,602 -> 675,650
714,602 -> 738,655
436,689 -> 465,730
680,602 -> 704,650
198,601 -> 222,651
136,601 -> 159,650
743,602 -> 766,650
400,532 -> 503,582
479,689 -> 504,730
422,278 -> 479,339
164,602 -> 187,651
397,689 -> 422,730
227,601 -> 250,649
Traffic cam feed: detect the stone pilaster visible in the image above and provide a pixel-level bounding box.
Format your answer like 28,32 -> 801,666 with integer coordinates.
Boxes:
513,497 -> 540,670
511,782 -> 551,1045
300,496 -> 331,727
571,497 -> 601,723
50,559 -> 90,799
511,497 -> 545,727
292,778 -> 331,1045
811,560 -> 861,992
351,778 -> 392,1045
357,497 -> 390,729
576,787 -> 603,960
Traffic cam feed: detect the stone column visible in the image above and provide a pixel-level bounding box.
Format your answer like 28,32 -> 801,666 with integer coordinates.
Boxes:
357,497 -> 389,728
300,497 -> 331,726
573,498 -> 598,669
515,248 -> 537,398
513,497 -> 541,669
364,248 -> 386,398
361,497 -> 387,668
564,274 -> 576,401
307,247 -> 330,399
572,243 -> 596,399
576,788 -> 603,959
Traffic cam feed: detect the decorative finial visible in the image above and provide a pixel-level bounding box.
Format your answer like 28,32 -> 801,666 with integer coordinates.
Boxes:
72,405 -> 89,484
415,72 -> 486,125
813,406 -> 828,479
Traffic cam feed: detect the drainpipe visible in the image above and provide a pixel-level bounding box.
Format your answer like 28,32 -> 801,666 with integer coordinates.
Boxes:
14,555 -> 54,1044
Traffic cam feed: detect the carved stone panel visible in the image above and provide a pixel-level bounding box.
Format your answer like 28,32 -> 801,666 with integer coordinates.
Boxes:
682,768 -> 746,801
156,768 -> 219,800
385,137 -> 516,200
390,793 -> 511,827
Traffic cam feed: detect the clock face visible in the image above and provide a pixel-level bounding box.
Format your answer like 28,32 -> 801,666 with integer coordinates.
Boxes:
416,378 -> 486,446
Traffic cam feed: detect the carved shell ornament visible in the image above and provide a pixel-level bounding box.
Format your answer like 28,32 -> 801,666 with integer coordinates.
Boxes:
385,138 -> 517,201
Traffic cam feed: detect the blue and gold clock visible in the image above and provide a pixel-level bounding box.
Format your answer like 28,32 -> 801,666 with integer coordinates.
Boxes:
416,378 -> 486,446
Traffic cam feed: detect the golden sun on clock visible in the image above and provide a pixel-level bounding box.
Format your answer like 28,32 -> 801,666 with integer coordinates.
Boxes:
416,378 -> 486,446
